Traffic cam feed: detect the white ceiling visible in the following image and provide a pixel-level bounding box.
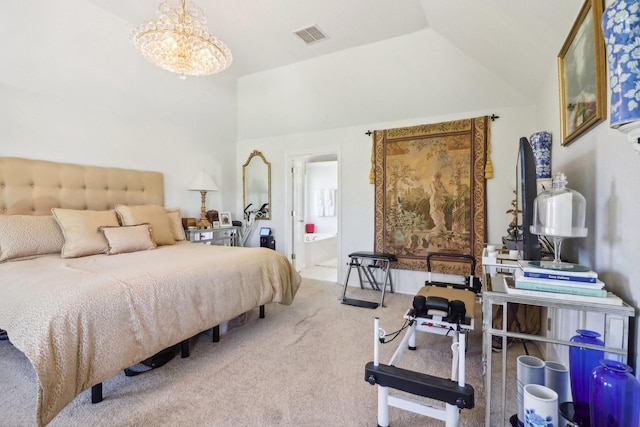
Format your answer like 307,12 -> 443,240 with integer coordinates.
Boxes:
0,0 -> 584,119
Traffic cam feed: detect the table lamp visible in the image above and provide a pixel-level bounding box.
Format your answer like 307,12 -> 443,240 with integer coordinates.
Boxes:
189,171 -> 219,228
529,172 -> 587,270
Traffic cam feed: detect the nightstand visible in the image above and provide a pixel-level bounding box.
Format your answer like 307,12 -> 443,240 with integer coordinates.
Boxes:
184,226 -> 239,246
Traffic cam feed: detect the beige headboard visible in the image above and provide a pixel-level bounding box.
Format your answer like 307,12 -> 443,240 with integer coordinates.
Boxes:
0,157 -> 164,215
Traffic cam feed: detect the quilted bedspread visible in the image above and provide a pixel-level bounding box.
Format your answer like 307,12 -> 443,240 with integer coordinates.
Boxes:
0,243 -> 301,426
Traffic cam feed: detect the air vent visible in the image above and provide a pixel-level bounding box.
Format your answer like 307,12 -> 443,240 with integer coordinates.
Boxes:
293,25 -> 328,45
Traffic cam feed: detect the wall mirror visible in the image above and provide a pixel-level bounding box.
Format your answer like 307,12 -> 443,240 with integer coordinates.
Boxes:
243,150 -> 271,220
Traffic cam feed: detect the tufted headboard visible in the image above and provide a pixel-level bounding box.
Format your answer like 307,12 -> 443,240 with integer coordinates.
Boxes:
0,157 -> 164,215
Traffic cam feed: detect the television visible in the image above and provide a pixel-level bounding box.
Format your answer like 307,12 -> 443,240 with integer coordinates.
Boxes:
518,137 -> 541,261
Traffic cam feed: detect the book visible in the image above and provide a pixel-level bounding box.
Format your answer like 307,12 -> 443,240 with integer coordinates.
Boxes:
514,272 -> 605,289
514,280 -> 607,297
518,260 -> 598,283
503,276 -> 623,306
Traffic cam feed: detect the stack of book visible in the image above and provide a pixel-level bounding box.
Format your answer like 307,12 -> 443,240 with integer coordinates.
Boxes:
501,261 -> 623,306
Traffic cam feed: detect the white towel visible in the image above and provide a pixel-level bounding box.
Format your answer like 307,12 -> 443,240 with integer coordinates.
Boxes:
313,189 -> 324,216
324,188 -> 336,216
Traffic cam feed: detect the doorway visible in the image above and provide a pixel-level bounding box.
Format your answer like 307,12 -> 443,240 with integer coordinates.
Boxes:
286,152 -> 339,283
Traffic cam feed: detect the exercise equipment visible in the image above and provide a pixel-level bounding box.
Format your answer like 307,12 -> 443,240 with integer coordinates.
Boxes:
365,295 -> 475,426
341,251 -> 397,309
364,252 -> 478,426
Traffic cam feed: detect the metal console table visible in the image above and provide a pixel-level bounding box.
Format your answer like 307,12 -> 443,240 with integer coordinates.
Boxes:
481,251 -> 635,426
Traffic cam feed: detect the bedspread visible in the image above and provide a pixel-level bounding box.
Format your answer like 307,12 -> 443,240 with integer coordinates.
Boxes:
0,243 -> 301,426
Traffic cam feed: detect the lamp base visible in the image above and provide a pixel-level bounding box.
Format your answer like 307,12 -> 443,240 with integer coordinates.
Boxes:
196,219 -> 212,228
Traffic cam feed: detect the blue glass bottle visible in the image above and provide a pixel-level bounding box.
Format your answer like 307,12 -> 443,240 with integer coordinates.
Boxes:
569,329 -> 604,424
589,359 -> 640,427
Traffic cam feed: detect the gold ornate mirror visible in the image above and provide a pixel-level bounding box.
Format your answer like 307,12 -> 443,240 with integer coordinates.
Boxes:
242,150 -> 271,220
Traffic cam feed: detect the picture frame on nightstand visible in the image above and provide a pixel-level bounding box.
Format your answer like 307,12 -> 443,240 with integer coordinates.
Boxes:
212,221 -> 221,229
219,212 -> 232,227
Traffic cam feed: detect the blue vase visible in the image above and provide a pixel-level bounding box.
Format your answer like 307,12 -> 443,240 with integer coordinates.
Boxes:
529,131 -> 552,179
569,329 -> 604,424
589,359 -> 640,427
602,0 -> 640,128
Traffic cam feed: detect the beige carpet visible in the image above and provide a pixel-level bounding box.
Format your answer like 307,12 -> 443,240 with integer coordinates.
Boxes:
0,278 -> 533,426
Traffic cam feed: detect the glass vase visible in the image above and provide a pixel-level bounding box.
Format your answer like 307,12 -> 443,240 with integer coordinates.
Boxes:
569,329 -> 604,424
589,359 -> 640,427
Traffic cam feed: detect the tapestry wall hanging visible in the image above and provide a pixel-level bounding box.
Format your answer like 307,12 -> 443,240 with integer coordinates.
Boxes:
373,116 -> 489,277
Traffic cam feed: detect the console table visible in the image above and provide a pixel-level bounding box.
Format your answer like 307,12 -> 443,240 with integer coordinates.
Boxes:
481,250 -> 635,426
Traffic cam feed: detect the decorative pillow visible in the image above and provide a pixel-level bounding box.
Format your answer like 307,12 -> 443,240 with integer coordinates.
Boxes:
115,204 -> 175,246
99,224 -> 157,255
165,208 -> 186,241
0,215 -> 65,262
52,209 -> 120,258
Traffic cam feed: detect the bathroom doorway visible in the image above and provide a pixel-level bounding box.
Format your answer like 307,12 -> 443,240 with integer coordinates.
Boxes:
286,152 -> 339,283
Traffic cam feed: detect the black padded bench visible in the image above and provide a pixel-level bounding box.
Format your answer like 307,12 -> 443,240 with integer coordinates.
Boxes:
340,251 -> 397,309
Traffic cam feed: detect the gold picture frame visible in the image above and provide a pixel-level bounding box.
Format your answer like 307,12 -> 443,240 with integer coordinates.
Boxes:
558,0 -> 606,146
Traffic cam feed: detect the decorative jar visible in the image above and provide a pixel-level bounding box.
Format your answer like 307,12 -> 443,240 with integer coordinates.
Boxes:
602,0 -> 640,128
529,131 -> 552,179
589,359 -> 640,427
569,329 -> 604,424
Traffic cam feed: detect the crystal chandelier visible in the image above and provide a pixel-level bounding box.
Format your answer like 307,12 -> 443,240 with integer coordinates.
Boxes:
130,0 -> 232,79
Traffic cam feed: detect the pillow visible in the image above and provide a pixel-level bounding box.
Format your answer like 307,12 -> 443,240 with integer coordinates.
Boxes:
52,209 -> 120,258
99,224 -> 157,255
165,208 -> 186,241
0,215 -> 65,262
115,204 -> 175,246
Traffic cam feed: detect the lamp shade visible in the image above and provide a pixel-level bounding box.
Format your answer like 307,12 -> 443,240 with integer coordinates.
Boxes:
189,171 -> 219,192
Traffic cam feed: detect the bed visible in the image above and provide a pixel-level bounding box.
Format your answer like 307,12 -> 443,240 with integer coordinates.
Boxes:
0,157 -> 301,426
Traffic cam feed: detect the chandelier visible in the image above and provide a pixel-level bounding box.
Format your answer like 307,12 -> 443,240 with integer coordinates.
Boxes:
130,0 -> 232,79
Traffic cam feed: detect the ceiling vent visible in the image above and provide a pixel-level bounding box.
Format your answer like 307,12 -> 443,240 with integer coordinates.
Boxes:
293,25 -> 328,45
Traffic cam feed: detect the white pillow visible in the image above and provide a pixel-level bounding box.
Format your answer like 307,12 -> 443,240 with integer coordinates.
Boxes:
100,224 -> 157,255
166,208 -> 186,241
0,215 -> 64,262
52,209 -> 120,258
115,204 -> 175,246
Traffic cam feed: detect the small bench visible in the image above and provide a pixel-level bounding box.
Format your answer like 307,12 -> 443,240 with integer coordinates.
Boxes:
341,251 -> 397,309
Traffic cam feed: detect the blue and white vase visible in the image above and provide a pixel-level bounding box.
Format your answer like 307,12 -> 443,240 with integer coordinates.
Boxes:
602,0 -> 640,128
529,131 -> 552,179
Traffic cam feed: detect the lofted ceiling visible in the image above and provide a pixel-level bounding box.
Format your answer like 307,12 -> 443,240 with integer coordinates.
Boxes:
0,0 -> 584,121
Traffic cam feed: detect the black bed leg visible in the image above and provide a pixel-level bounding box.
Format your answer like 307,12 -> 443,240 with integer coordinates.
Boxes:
259,305 -> 265,319
91,383 -> 103,403
181,339 -> 190,358
211,325 -> 220,343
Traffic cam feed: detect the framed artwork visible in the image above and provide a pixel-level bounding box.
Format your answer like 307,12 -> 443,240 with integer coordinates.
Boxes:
212,221 -> 221,229
373,116 -> 488,277
219,212 -> 232,227
558,0 -> 606,146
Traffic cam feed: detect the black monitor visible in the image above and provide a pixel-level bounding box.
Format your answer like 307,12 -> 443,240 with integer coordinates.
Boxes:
260,227 -> 271,236
518,137 -> 541,261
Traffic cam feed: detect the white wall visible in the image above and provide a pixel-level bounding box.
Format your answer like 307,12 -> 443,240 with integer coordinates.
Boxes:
237,28 -> 542,293
536,57 -> 640,370
0,0 -> 241,221
0,81 -> 239,221
237,21 -> 640,370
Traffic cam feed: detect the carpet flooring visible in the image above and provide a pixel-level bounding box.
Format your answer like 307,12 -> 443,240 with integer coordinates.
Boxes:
0,278 -> 534,426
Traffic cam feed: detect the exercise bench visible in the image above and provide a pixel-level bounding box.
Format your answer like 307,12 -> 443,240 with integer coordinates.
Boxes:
341,251 -> 397,309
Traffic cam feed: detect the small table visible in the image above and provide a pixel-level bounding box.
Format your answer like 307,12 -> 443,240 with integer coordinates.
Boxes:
184,226 -> 239,246
481,252 -> 635,426
341,251 -> 397,309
